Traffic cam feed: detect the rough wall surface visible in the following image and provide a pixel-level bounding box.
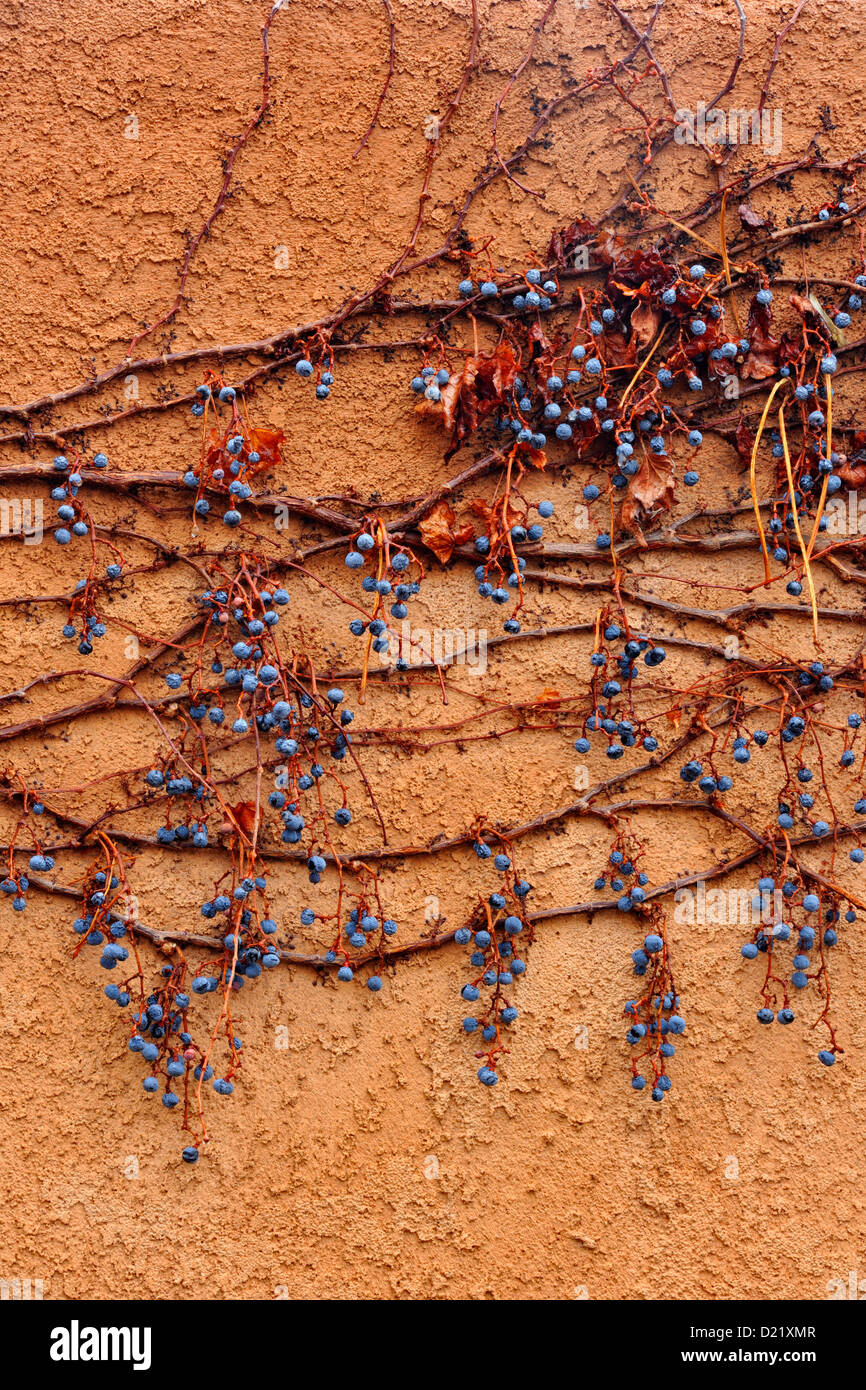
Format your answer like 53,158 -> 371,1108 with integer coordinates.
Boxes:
0,0 -> 864,1301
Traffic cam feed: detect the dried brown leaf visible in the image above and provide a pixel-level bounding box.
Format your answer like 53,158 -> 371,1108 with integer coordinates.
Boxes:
419,500 -> 461,564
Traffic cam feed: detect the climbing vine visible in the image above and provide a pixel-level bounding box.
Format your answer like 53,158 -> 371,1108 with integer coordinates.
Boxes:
1,0 -> 865,1162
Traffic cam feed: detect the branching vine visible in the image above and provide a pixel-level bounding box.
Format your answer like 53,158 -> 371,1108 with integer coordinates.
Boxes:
2,0 -> 864,1162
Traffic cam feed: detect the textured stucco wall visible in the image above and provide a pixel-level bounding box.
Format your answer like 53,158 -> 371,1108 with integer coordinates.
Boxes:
0,0 -> 864,1300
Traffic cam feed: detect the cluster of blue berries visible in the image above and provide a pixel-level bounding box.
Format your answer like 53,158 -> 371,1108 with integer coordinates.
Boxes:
678,724 -> 770,798
122,870 -> 284,1160
456,265 -> 559,315
190,581 -> 292,727
650,263 -> 735,399
127,958 -> 230,1124
739,876 -> 850,1066
144,755 -> 212,845
0,806 -> 47,912
593,845 -> 651,913
344,531 -> 419,666
1,869 -> 31,911
294,349 -> 334,400
676,707 -> 862,816
626,927 -> 683,1102
475,500 -> 556,636
186,380 -> 284,528
489,265 -> 719,471
595,827 -> 683,1101
200,875 -> 281,985
472,499 -> 554,635
320,905 -> 398,989
457,844 -> 532,1085
50,451 -> 121,652
71,870 -> 133,985
575,620 -> 666,762
625,981 -> 683,1103
51,452 -> 98,547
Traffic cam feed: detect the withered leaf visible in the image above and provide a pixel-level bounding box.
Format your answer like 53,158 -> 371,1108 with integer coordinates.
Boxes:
630,300 -> 662,349
527,322 -> 555,387
741,297 -> 779,381
629,452 -> 676,513
620,494 -> 646,544
837,457 -> 866,488
202,426 -> 284,483
602,329 -> 637,369
789,292 -> 813,318
611,247 -> 675,296
418,500 -> 468,564
741,329 -> 779,380
547,217 -> 598,267
415,344 -> 519,442
735,418 -> 756,463
227,800 -> 258,836
738,203 -> 766,230
247,426 -> 285,470
469,496 -> 522,547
